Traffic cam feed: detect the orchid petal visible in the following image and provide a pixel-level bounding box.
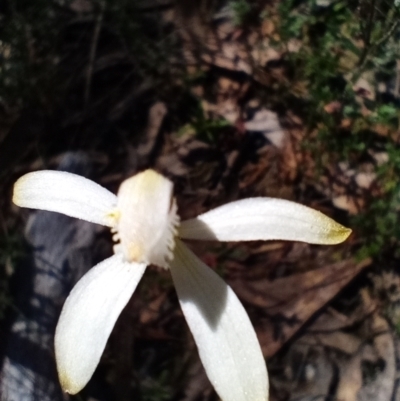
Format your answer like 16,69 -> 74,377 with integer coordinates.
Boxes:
180,198 -> 351,245
55,254 -> 146,394
116,169 -> 179,267
170,240 -> 268,401
13,171 -> 118,227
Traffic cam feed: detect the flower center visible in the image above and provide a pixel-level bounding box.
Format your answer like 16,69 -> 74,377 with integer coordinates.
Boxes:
113,169 -> 180,268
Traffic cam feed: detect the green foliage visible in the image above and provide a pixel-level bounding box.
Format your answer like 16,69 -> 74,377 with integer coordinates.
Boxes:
0,0 -> 180,109
105,0 -> 179,80
141,370 -> 172,401
274,0 -> 400,259
0,0 -> 66,107
229,0 -> 252,26
177,100 -> 230,144
374,104 -> 399,125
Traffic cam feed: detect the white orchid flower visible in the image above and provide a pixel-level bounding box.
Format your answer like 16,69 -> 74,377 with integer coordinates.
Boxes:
13,169 -> 351,399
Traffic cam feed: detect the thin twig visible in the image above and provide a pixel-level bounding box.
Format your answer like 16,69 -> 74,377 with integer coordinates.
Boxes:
84,0 -> 106,107
374,20 -> 399,47
358,0 -> 377,67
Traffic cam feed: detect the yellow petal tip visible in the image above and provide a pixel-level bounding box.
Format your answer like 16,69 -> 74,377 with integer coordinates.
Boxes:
326,223 -> 352,245
58,370 -> 81,395
12,175 -> 26,206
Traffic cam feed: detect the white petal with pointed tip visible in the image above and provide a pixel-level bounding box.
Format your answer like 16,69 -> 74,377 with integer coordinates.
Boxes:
13,171 -> 118,227
180,198 -> 351,245
170,240 -> 268,401
55,254 -> 146,394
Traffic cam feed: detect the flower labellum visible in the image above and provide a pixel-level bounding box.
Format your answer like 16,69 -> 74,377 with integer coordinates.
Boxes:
13,169 -> 352,400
